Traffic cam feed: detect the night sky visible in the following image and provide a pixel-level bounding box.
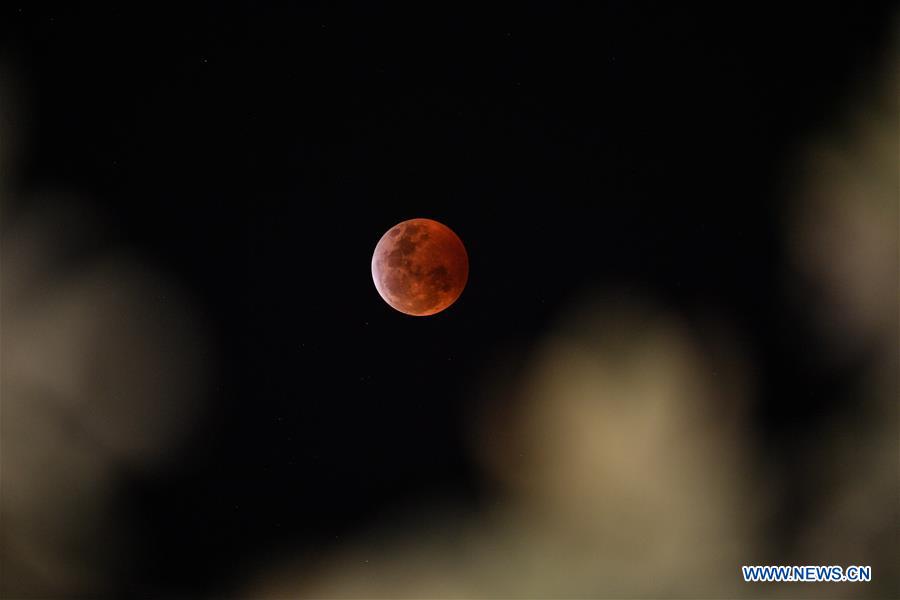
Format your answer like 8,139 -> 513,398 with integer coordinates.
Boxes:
2,3 -> 896,596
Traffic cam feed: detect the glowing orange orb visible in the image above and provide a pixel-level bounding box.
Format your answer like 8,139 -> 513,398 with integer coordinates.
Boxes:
371,218 -> 468,316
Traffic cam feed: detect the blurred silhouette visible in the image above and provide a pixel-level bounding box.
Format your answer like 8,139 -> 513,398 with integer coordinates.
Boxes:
246,297 -> 760,598
0,76 -> 209,596
784,32 -> 898,598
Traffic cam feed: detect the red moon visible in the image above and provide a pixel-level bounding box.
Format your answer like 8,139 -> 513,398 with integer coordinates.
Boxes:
371,218 -> 469,316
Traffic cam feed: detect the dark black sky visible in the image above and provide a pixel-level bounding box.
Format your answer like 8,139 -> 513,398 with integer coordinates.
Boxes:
2,2 -> 895,596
